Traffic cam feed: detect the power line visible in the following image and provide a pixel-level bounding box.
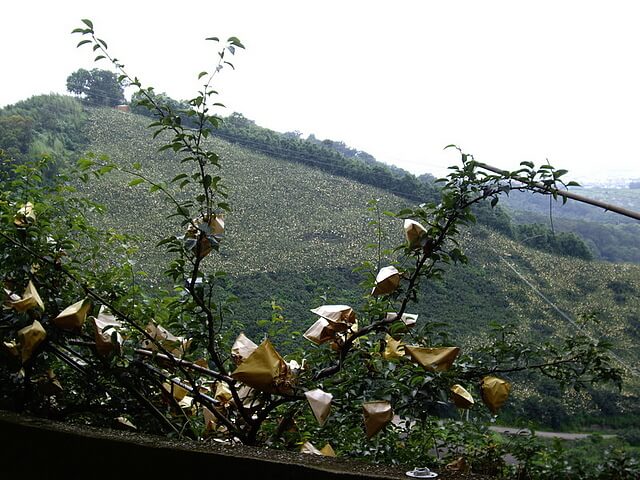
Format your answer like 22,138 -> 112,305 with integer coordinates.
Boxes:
493,248 -> 640,379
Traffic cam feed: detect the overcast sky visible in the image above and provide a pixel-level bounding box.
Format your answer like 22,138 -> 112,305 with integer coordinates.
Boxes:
2,1 -> 639,181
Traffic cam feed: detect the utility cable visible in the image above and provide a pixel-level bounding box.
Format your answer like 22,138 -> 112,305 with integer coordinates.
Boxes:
493,248 -> 640,379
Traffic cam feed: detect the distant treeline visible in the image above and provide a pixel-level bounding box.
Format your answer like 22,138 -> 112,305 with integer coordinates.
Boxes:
510,210 -> 640,263
503,190 -> 640,263
130,91 -> 441,205
503,190 -> 640,225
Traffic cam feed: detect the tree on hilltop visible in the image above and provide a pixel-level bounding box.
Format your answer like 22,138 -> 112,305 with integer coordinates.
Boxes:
66,68 -> 125,107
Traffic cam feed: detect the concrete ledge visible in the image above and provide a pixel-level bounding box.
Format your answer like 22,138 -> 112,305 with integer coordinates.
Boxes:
0,410 -> 411,480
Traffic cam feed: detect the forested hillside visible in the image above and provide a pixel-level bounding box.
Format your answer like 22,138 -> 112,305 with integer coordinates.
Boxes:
503,190 -> 640,263
2,97 -> 639,432
81,108 -> 640,404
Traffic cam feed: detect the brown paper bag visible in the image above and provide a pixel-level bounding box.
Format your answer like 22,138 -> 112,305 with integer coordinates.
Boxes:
480,376 -> 511,413
231,340 -> 287,393
17,320 -> 46,362
372,266 -> 401,296
404,345 -> 460,372
363,401 -> 393,438
300,442 -> 336,457
383,334 -> 406,360
92,306 -> 122,356
185,214 -> 224,259
215,381 -> 233,405
162,381 -> 189,401
203,406 -> 218,431
142,321 -> 191,358
303,317 -> 338,344
385,312 -> 418,331
14,202 -> 36,227
319,444 -> 336,457
305,388 -> 333,426
53,298 -> 92,330
404,219 -> 428,248
231,332 -> 258,363
451,384 -> 474,409
310,305 -> 356,326
9,281 -> 44,313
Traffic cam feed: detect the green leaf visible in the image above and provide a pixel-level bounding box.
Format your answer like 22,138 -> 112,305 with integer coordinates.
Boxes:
97,165 -> 115,175
81,19 -> 94,30
206,36 -> 220,42
95,55 -> 106,62
227,36 -> 245,48
198,71 -> 208,80
553,169 -> 568,178
132,162 -> 142,170
128,178 -> 144,187
71,28 -> 86,34
76,39 -> 92,48
98,38 -> 108,49
77,158 -> 95,171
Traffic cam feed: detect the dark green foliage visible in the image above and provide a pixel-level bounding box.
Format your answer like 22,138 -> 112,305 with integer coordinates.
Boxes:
130,91 -> 186,118
0,114 -> 33,159
473,202 -> 515,237
216,113 -> 441,205
0,94 -> 88,178
510,210 -> 640,264
515,223 -> 594,260
66,68 -> 125,107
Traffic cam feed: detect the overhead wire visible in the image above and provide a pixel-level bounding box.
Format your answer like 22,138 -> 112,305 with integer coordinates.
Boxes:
491,247 -> 640,379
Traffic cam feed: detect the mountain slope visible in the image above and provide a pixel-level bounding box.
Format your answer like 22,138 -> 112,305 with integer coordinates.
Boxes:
11,105 -> 623,431
80,108 -> 640,367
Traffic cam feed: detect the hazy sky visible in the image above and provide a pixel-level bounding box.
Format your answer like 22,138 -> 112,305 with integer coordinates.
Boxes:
2,1 -> 639,181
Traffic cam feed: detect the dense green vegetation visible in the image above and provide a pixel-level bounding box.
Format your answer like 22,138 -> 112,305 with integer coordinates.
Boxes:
503,190 -> 640,263
514,223 -> 593,260
0,94 -> 87,177
509,208 -> 640,263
